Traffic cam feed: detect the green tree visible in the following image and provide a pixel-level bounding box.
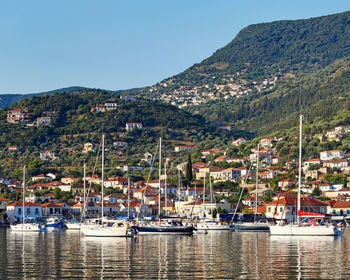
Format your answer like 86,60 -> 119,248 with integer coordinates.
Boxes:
311,187 -> 321,197
186,154 -> 193,187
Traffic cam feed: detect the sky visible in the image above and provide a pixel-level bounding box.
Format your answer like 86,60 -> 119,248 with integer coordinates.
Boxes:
1,1 -> 350,94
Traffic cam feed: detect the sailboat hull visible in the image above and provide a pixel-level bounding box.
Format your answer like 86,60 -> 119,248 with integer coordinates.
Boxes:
233,223 -> 270,232
66,223 -> 81,230
81,225 -> 136,237
10,224 -> 44,232
269,224 -> 344,236
134,225 -> 195,235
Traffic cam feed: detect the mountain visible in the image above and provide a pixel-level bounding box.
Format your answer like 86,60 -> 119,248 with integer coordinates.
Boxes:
134,10 -> 350,121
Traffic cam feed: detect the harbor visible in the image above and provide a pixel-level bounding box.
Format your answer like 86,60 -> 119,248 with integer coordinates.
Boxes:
1,228 -> 349,279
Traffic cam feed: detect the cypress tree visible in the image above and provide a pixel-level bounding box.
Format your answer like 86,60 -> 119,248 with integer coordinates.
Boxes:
186,153 -> 193,187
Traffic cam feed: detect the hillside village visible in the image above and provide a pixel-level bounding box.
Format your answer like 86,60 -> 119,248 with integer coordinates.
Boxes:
138,71 -> 278,108
1,120 -> 350,225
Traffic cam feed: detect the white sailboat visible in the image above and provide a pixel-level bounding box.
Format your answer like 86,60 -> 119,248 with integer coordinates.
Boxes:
81,134 -> 136,237
66,163 -> 86,230
270,115 -> 345,236
196,177 -> 231,231
232,144 -> 269,231
11,166 -> 45,232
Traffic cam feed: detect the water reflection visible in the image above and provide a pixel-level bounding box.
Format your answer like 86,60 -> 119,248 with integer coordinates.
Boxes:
1,229 -> 350,279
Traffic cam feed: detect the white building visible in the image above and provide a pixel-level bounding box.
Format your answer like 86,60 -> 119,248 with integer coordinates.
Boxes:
105,103 -> 119,110
320,150 -> 345,161
126,122 -> 142,131
104,177 -> 128,189
232,138 -> 247,146
113,141 -> 128,147
37,117 -> 51,126
6,202 -> 42,222
335,125 -> 350,133
82,143 -> 93,153
40,151 -> 59,161
303,158 -> 322,171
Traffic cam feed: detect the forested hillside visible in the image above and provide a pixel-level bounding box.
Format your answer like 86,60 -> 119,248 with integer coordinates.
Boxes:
0,90 -> 242,178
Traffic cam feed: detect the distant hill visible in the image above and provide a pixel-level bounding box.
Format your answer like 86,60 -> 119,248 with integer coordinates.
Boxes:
0,87 -> 89,108
0,86 -> 144,108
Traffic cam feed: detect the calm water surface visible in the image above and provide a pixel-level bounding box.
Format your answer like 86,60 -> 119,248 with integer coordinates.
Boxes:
0,228 -> 349,279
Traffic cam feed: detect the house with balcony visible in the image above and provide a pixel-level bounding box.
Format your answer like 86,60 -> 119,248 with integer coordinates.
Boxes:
126,122 -> 142,131
7,109 -> 28,123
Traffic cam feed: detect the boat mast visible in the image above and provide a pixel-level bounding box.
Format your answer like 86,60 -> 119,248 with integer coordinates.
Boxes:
203,175 -> 206,217
164,159 -> 167,216
203,176 -> 206,203
101,134 -> 105,222
297,115 -> 302,224
255,144 -> 259,221
22,166 -> 25,225
210,177 -> 213,204
83,163 -> 86,222
158,137 -> 162,218
128,177 -> 130,218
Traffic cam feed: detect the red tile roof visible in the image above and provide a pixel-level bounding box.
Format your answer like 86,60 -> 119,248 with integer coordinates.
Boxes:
266,194 -> 327,206
328,201 -> 350,208
8,202 -> 39,207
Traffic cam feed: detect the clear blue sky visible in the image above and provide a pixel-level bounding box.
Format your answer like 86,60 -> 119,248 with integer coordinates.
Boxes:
1,0 -> 350,94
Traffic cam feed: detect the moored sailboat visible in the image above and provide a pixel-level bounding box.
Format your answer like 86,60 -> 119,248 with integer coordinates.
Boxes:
232,145 -> 269,232
195,177 -> 230,231
81,134 -> 136,237
10,166 -> 46,232
134,137 -> 195,235
269,115 -> 345,236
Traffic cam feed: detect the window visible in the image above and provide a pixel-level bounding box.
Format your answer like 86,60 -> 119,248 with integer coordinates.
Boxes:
18,208 -> 21,214
26,208 -> 30,216
35,208 -> 39,215
333,210 -> 336,214
280,207 -> 283,213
